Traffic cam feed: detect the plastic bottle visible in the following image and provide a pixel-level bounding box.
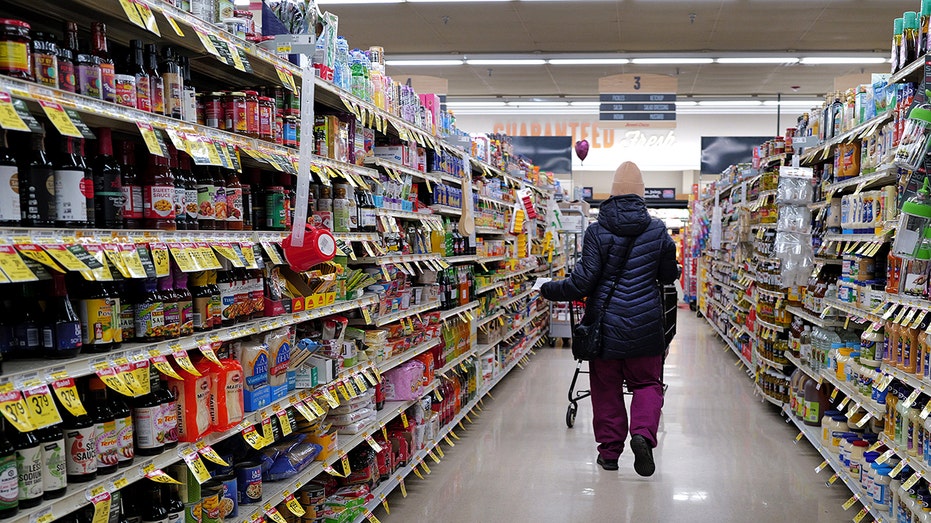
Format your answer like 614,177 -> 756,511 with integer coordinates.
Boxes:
904,327 -> 920,374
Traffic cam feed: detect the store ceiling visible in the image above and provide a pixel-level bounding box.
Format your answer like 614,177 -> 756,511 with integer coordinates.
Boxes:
319,0 -> 917,100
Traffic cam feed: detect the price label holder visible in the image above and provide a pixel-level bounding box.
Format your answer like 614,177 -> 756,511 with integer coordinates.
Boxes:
22,383 -> 61,429
282,492 -> 305,517
181,447 -> 212,484
173,351 -> 202,376
876,449 -> 897,465
842,494 -> 859,510
903,471 -> 924,490
814,460 -> 829,473
51,377 -> 87,417
890,458 -> 908,478
150,352 -> 184,380
853,507 -> 869,523
0,91 -> 31,132
143,464 -> 182,484
241,425 -> 264,450
88,490 -> 112,523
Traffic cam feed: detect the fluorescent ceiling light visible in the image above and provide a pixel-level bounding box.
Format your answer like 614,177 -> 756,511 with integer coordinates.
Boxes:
800,56 -> 887,64
547,58 -> 630,65
716,57 -> 800,64
446,101 -> 507,107
509,101 -> 570,107
762,100 -> 821,106
466,59 -> 547,65
698,100 -> 763,106
631,58 -> 713,65
568,101 -> 602,107
386,59 -> 464,66
316,0 -> 403,3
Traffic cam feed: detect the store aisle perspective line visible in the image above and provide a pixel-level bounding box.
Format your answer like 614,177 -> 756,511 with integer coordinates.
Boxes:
376,312 -> 852,522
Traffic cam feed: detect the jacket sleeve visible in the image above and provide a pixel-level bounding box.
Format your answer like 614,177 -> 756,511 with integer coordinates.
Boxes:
657,231 -> 680,285
540,226 -> 603,302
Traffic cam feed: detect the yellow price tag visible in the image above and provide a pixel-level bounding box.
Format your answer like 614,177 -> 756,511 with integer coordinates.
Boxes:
365,435 -> 383,453
136,122 -> 166,157
353,375 -> 368,393
51,378 -> 87,417
117,0 -> 146,28
0,389 -> 34,432
96,368 -> 134,397
0,92 -> 30,132
0,245 -> 38,282
199,345 -> 221,365
283,493 -> 305,517
292,401 -> 315,422
903,471 -> 924,490
366,511 -> 382,523
890,459 -> 907,478
89,492 -> 112,523
182,448 -> 212,484
241,425 -> 264,450
143,466 -> 182,484
444,435 -> 455,447
276,410 -> 292,436
421,461 -> 432,474
428,450 -> 440,464
194,442 -> 229,467
163,13 -> 185,37
173,351 -> 202,377
193,27 -> 221,56
852,507 -> 869,523
826,473 -> 839,485
341,454 -> 352,476
814,460 -> 829,473
876,449 -> 896,465
22,384 -> 61,429
841,495 -> 859,510
412,467 -> 424,480
401,412 -> 409,428
399,476 -> 407,497
39,100 -> 82,138
150,354 -> 183,381
830,389 -> 839,402
321,388 -> 339,408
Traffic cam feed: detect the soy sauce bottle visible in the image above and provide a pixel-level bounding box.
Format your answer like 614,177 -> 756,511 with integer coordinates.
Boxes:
10,426 -> 43,508
42,273 -> 82,359
92,128 -> 124,229
35,425 -> 66,499
140,481 -> 168,522
0,420 -> 17,518
62,383 -> 97,483
131,369 -> 163,457
88,377 -> 118,476
111,390 -> 133,468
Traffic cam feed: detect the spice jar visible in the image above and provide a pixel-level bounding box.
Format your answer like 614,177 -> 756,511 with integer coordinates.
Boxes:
244,90 -> 259,138
204,92 -> 224,130
223,91 -> 246,135
76,52 -> 102,99
31,32 -> 58,88
258,96 -> 274,141
0,19 -> 32,80
57,46 -> 75,93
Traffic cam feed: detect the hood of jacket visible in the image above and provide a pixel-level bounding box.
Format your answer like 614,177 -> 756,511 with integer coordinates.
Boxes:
597,195 -> 652,236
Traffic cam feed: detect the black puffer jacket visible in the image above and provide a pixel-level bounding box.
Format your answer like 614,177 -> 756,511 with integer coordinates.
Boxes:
541,195 -> 680,359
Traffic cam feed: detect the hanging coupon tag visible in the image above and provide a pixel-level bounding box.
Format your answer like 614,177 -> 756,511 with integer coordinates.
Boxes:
51,377 -> 87,417
136,122 -> 167,157
841,495 -> 859,510
876,449 -> 896,465
39,101 -> 83,137
814,460 -> 829,473
904,472 -> 924,490
365,511 -> 382,523
173,351 -> 202,377
143,465 -> 182,484
150,353 -> 184,380
0,389 -> 33,432
852,508 -> 869,523
0,92 -> 30,132
95,367 -> 134,397
182,448 -> 212,484
283,493 -> 305,516
195,442 -> 229,466
400,411 -> 409,428
89,491 -> 112,523
241,425 -> 264,450
0,245 -> 37,282
292,400 -> 315,422
365,434 -> 383,453
22,384 -> 61,429
904,389 -> 922,409
837,396 -> 850,410
264,507 -> 288,523
890,459 -> 908,478
162,12 -> 184,36
321,388 -> 339,408
276,410 -> 292,436
341,454 -> 352,476
199,345 -> 221,365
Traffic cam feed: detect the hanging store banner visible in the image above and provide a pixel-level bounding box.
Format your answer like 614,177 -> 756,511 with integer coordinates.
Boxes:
598,74 -> 677,129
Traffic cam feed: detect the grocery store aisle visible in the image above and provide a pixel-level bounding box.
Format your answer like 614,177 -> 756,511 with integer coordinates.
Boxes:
378,311 -> 853,522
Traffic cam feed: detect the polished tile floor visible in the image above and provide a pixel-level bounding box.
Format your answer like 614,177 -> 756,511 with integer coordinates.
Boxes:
377,311 -> 853,522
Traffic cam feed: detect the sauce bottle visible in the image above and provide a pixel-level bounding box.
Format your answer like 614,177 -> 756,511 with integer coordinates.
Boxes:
20,127 -> 55,227
0,130 -> 20,226
35,425 -> 65,499
164,483 -> 183,523
190,272 -> 213,333
92,128 -> 124,229
902,11 -> 920,70
88,377 -> 118,476
155,377 -> 177,450
62,383 -> 97,483
160,47 -> 183,120
141,481 -> 168,523
116,279 -> 136,343
216,268 -> 237,326
10,426 -> 43,508
134,279 -> 165,342
922,0 -> 931,56
91,23 -> 115,103
195,166 -> 215,230
893,18 -> 904,74
110,389 -> 133,468
207,271 -> 222,329
143,152 -> 176,231
74,139 -> 96,227
131,369 -> 164,457
159,274 -> 180,341
42,273 -> 82,359
144,44 -> 164,116
55,137 -> 90,227
0,420 -> 17,518
179,56 -> 196,124
120,141 -> 143,229
57,37 -> 76,94
179,155 -> 198,231
173,270 -> 194,337
212,167 -> 227,230
124,40 -> 150,112
226,169 -> 244,230
168,145 -> 186,231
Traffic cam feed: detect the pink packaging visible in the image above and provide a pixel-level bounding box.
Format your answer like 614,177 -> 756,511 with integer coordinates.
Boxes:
383,360 -> 425,401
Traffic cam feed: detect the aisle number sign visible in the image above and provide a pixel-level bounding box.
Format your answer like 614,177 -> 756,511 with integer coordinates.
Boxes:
598,74 -> 677,129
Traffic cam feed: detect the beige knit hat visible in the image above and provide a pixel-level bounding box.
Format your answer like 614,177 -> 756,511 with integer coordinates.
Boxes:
611,161 -> 645,197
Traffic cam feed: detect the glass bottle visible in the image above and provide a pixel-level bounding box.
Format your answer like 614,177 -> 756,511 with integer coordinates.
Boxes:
207,271 -> 222,330
121,40 -> 149,112
91,23 -> 116,103
131,369 -> 163,457
58,29 -> 76,94
14,285 -> 42,358
20,128 -> 56,227
120,141 -> 143,229
76,42 -> 102,100
195,166 -> 215,230
110,390 -> 133,468
922,0 -> 931,56
0,419 -> 18,518
9,426 -> 42,508
180,56 -> 196,124
35,425 -> 66,500
216,268 -> 236,327
903,11 -> 920,69
174,270 -> 194,337
160,46 -> 183,120
77,139 -> 96,227
55,137 -> 90,227
145,44 -> 165,116
226,169 -> 244,230
164,483 -> 183,523
168,146 -> 186,231
140,481 -> 168,523
134,279 -> 165,342
143,152 -> 176,231
155,377 -> 177,449
42,273 -> 82,359
61,382 -> 97,482
87,377 -> 117,476
0,130 -> 21,225
212,167 -> 227,230
831,92 -> 843,139
93,127 -> 124,229
180,155 -> 198,231
894,17 -> 905,74
159,274 -> 180,340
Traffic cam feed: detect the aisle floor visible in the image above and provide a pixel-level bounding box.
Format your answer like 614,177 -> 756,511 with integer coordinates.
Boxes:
376,311 -> 855,523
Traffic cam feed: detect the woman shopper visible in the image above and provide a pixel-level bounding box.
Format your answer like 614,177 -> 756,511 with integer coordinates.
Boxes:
540,161 -> 679,476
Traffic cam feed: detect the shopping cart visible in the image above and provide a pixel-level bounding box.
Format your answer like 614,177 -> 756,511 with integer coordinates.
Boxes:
566,283 -> 677,428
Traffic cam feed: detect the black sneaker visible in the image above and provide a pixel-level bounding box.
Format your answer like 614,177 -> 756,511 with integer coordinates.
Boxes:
630,435 -> 655,477
596,455 -> 618,471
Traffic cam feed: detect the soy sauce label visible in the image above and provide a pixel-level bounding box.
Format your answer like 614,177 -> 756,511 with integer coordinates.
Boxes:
0,165 -> 20,222
16,445 -> 43,501
0,454 -> 16,510
42,322 -> 82,353
100,63 -> 116,103
54,168 -> 89,222
65,426 -> 97,476
41,439 -> 66,491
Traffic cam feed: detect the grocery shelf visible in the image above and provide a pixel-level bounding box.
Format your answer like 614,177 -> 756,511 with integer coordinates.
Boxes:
511,307 -> 549,333
378,339 -> 443,375
348,253 -> 442,266
499,265 -> 542,280
704,317 -> 752,370
373,301 -> 441,327
891,55 -> 928,84
439,301 -> 480,321
479,255 -> 508,264
809,201 -> 831,211
761,153 -> 788,166
785,353 -> 821,382
365,157 -> 442,185
756,352 -> 790,371
785,305 -> 845,328
0,227 -> 288,243
813,256 -> 843,266
822,232 -> 892,244
801,111 -> 893,165
437,348 -> 479,376
476,281 -> 506,296
783,405 -> 889,523
446,255 -> 479,264
878,433 -> 931,479
881,363 -> 929,393
750,223 -> 777,230
757,288 -> 787,300
498,288 -> 537,309
430,171 -> 464,186
476,226 -> 509,235
0,294 -> 378,389
753,383 -> 785,408
334,232 -> 383,243
475,310 -> 505,329
884,292 -> 931,315
755,317 -> 787,332
429,205 -> 463,217
819,370 -> 885,419
824,165 -> 899,195
824,297 -> 884,324
375,208 -> 432,221
757,189 -> 777,200
477,194 -> 512,207
475,335 -> 506,354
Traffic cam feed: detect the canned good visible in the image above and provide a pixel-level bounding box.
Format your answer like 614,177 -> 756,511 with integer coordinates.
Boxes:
235,461 -> 263,504
205,91 -> 224,130
216,474 -> 238,519
0,19 -> 32,81
114,74 -> 137,108
224,91 -> 247,134
200,480 -> 222,523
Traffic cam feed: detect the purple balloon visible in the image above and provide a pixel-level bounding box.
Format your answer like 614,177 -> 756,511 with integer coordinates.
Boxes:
575,140 -> 590,162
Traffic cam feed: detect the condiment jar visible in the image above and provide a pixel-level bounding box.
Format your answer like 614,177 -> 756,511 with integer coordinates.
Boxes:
223,91 -> 246,135
57,46 -> 75,93
0,19 -> 32,80
244,90 -> 259,138
204,92 -> 224,130
76,52 -> 102,99
31,32 -> 57,88
258,96 -> 274,141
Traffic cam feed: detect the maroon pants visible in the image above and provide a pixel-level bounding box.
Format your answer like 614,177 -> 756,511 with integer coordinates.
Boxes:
589,354 -> 664,460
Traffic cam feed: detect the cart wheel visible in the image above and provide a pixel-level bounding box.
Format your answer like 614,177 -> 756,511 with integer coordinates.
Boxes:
566,404 -> 577,428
